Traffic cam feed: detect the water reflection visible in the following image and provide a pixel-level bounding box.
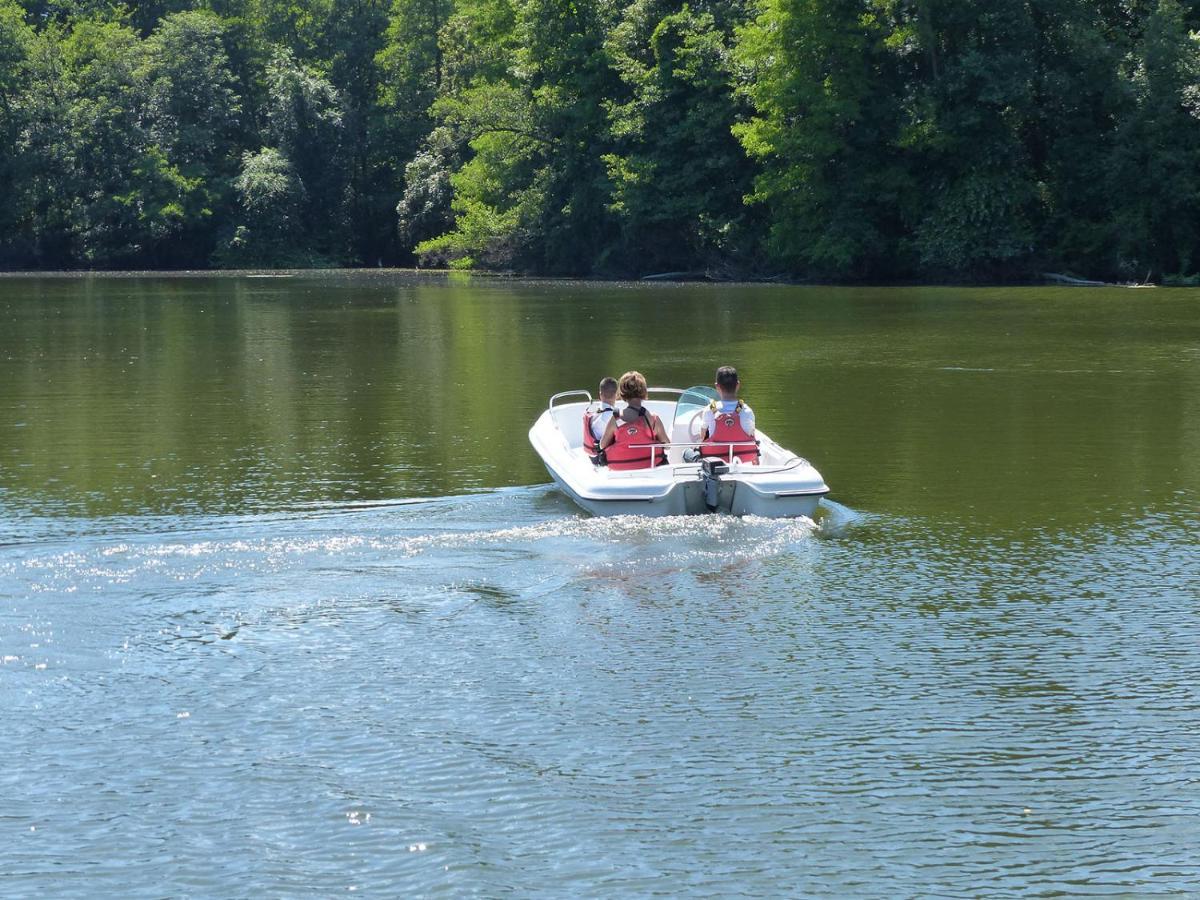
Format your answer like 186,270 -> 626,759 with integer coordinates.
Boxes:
1,275 -> 1197,529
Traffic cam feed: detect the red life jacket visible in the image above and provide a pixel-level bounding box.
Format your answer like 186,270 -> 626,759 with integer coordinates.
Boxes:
605,406 -> 666,470
701,400 -> 759,463
582,406 -> 612,455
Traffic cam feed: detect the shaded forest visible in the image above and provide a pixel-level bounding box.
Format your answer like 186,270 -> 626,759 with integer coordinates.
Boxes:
1,0 -> 1199,280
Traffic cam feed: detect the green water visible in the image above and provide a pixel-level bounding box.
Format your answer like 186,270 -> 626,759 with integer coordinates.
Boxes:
2,273 -> 1198,895
2,273 -> 1196,526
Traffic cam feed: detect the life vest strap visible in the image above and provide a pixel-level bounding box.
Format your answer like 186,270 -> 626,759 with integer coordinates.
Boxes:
708,399 -> 744,412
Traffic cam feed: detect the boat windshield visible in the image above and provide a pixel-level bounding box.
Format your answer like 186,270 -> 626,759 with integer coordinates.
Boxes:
675,385 -> 719,420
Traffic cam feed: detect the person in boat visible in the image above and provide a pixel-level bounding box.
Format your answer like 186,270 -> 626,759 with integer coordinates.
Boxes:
599,370 -> 670,469
700,365 -> 759,463
583,376 -> 618,457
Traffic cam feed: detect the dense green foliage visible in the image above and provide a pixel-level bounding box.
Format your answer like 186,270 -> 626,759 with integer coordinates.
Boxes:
1,0 -> 1199,279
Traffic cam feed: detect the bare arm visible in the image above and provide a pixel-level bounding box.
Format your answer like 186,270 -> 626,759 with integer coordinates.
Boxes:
653,415 -> 670,444
599,416 -> 618,449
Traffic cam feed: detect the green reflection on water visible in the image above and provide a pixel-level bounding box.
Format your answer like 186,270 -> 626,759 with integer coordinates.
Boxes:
1,273 -> 1197,528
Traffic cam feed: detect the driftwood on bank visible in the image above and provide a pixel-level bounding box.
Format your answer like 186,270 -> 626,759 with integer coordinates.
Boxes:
640,260 -> 768,282
1041,272 -> 1110,286
640,271 -> 711,282
641,269 -> 1162,287
1042,271 -> 1159,288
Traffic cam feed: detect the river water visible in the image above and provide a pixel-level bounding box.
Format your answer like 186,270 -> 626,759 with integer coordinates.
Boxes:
1,273 -> 1197,895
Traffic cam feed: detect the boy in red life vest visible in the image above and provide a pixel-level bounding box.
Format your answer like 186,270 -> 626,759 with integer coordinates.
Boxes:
700,365 -> 759,463
600,370 -> 670,469
583,376 -> 618,456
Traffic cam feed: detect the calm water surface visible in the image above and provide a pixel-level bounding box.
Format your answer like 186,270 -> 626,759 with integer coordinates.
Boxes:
1,273 -> 1198,896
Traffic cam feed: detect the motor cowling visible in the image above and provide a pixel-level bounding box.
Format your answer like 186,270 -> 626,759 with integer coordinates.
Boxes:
701,458 -> 728,511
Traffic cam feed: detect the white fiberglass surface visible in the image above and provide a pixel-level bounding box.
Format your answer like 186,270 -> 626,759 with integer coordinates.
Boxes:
540,395 -> 810,480
549,404 -> 588,448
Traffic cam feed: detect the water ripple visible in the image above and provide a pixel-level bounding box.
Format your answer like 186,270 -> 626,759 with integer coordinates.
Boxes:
2,495 -> 1198,895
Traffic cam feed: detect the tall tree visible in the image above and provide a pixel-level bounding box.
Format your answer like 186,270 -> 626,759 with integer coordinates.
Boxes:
263,45 -> 346,257
605,0 -> 760,273
387,0 -> 514,260
217,146 -> 306,264
143,10 -> 243,265
907,0 -> 1039,277
18,16 -> 198,265
1108,0 -> 1200,277
323,0 -> 392,263
0,0 -> 34,263
733,0 -> 914,278
417,0 -> 619,272
1026,0 -> 1126,276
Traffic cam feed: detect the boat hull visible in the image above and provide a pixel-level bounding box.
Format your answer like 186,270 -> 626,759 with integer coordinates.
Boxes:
530,396 -> 829,519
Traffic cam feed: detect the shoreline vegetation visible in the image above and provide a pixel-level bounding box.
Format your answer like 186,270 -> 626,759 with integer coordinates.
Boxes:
2,0 -> 1200,284
0,268 -> 1178,288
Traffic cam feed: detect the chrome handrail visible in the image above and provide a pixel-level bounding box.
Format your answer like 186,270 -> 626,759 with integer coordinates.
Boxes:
628,441 -> 752,448
630,440 -> 748,464
549,389 -> 592,410
622,440 -> 801,470
552,387 -> 676,412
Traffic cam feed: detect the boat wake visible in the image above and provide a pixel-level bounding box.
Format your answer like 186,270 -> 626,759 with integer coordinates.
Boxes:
1,487 -> 863,608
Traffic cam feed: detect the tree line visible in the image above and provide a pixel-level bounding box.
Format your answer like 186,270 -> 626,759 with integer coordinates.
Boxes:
1,0 -> 1199,280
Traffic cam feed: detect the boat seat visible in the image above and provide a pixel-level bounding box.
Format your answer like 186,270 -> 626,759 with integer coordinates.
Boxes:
551,405 -> 587,450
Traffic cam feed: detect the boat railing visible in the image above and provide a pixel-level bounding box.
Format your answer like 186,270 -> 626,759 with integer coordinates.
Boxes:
551,387 -> 681,413
623,440 -> 804,471
548,389 -> 592,410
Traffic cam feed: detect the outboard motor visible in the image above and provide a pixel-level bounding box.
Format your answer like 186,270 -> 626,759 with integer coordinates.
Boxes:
701,458 -> 728,512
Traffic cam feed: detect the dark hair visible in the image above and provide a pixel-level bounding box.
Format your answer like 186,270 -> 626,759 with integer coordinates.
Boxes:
715,366 -> 739,390
599,376 -> 618,396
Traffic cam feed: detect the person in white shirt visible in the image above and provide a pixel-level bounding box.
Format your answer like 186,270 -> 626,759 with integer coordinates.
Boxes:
701,365 -> 755,440
590,376 -> 619,443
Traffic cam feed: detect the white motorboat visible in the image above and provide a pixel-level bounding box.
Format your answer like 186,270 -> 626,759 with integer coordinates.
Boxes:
529,386 -> 829,517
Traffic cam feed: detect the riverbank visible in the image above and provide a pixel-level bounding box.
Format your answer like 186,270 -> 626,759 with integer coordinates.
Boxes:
0,267 -> 1181,288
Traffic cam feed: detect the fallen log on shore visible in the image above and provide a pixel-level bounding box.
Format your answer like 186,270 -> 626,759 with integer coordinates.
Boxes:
1042,271 -> 1159,288
1041,272 -> 1110,286
640,271 -> 710,282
